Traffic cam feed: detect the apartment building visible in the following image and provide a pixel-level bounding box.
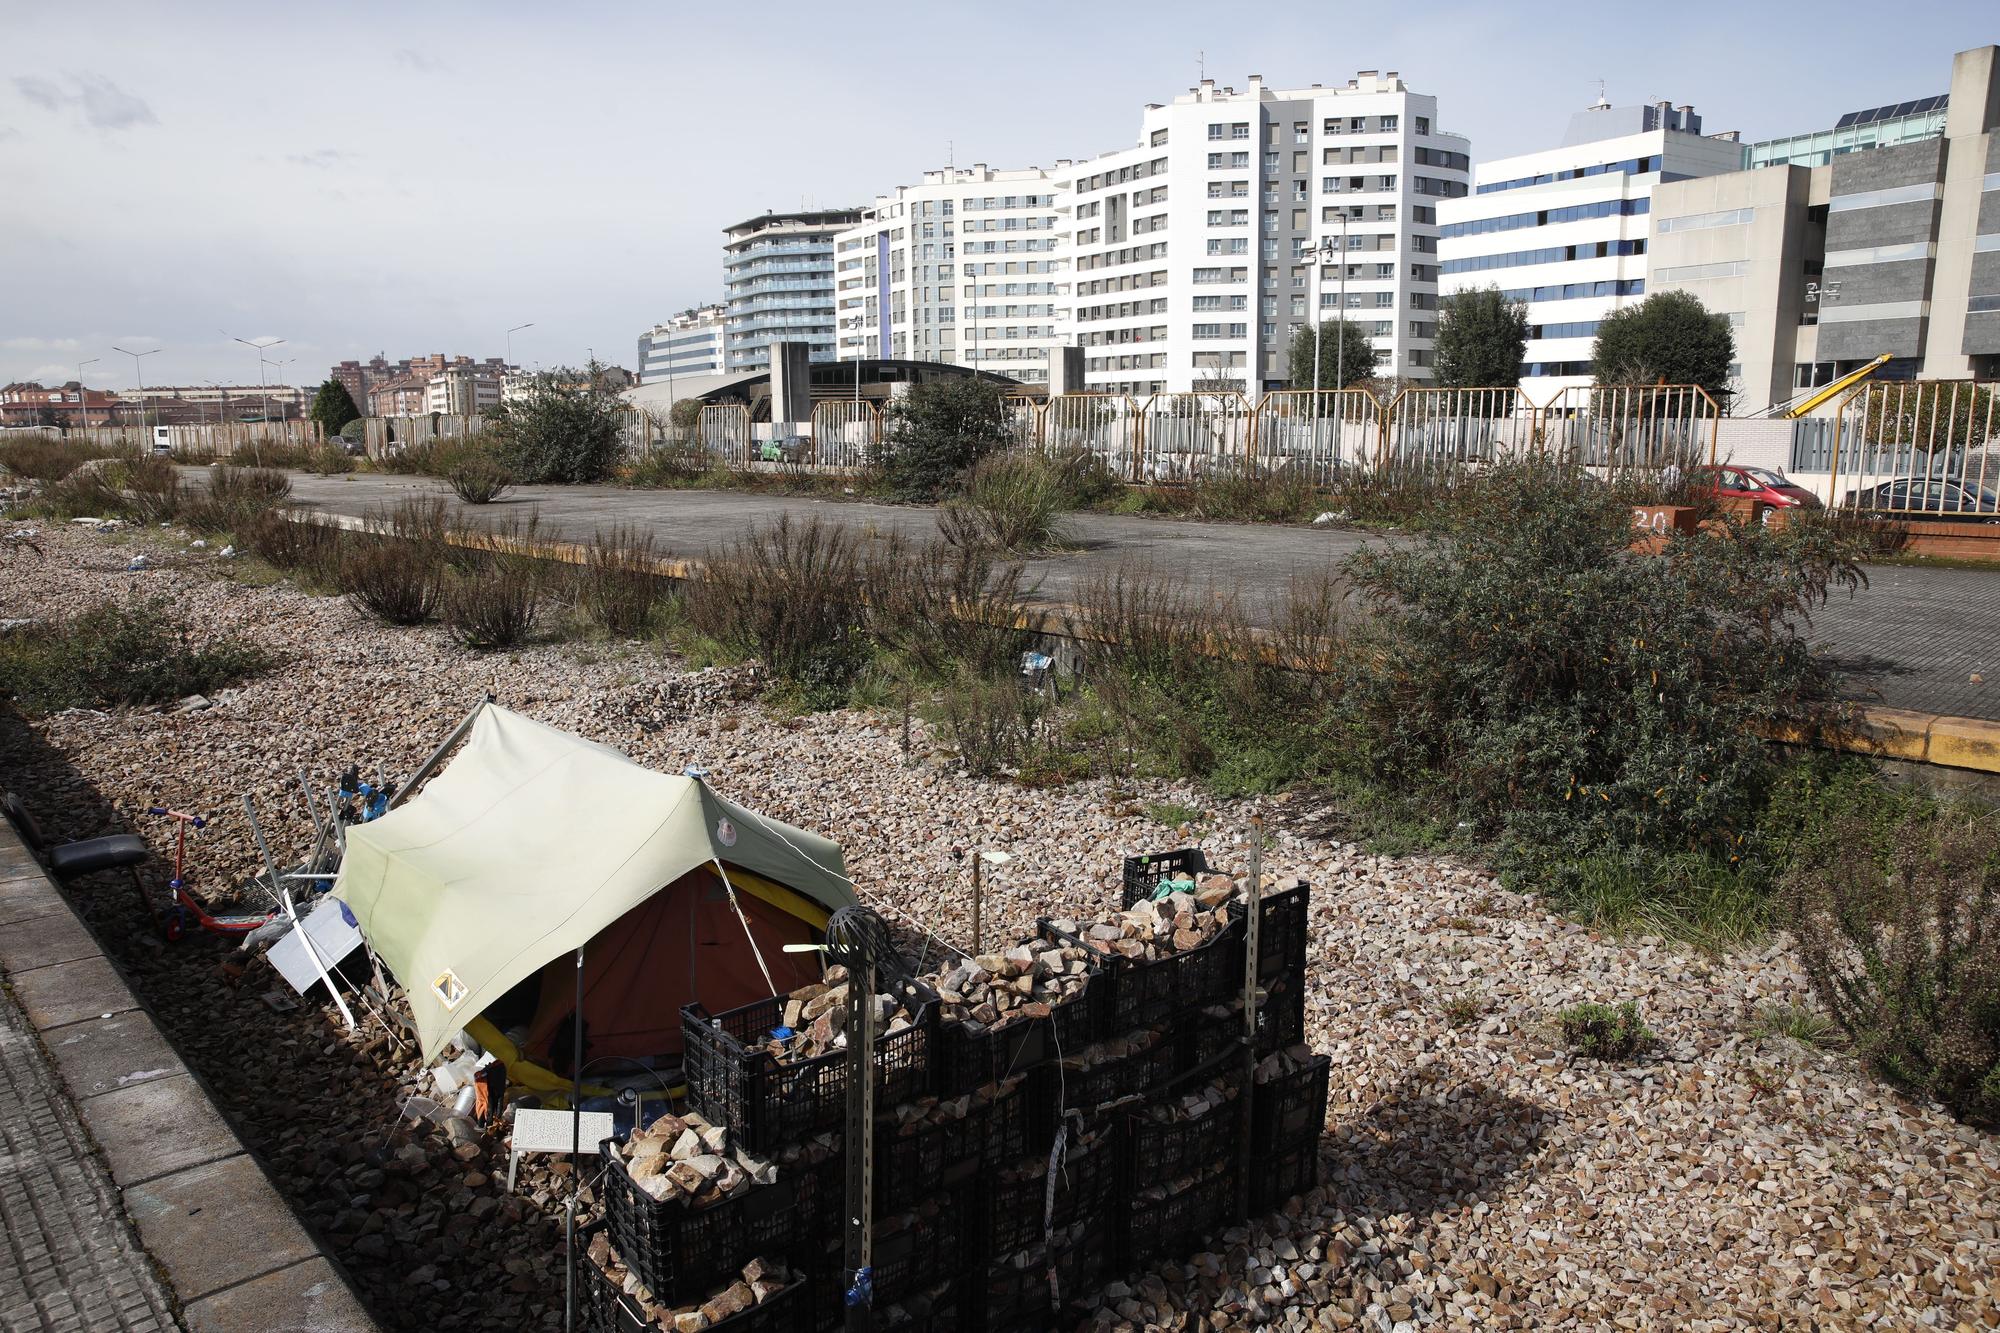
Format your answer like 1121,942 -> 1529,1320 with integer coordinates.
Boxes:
0,381 -> 121,427
1066,71 -> 1468,395
423,365 -> 502,415
1646,44 -> 2000,411
329,354 -> 509,407
834,165 -> 1070,385
637,305 -> 725,385
722,210 -> 865,373
1438,98 -> 1747,400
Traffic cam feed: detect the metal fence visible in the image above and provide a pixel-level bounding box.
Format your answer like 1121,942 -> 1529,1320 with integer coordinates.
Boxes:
1537,385 -> 1720,474
1829,380 -> 2000,521
809,400 -> 879,471
1044,394 -> 1144,480
697,404 -> 752,468
1141,392 -> 1253,482
1382,387 -> 1539,474
1252,389 -> 1382,485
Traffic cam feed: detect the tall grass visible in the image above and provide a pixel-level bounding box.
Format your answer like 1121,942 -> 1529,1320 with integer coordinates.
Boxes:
0,434 -> 127,483
685,515 -> 869,707
181,466 -> 292,534
578,525 -> 672,637
0,597 -> 271,715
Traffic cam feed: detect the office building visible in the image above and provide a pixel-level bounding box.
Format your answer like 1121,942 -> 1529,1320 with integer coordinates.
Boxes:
1648,44 -> 2000,410
637,305 -> 725,386
722,209 -> 864,373
1065,71 -> 1469,395
835,165 -> 1071,385
1438,97 -> 1747,399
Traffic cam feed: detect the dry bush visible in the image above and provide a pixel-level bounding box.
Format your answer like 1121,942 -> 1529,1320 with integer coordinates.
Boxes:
1781,807 -> 1999,1128
938,452 -> 1071,553
0,434 -> 118,483
685,514 -> 868,706
338,498 -> 453,624
181,465 -> 293,533
243,506 -> 345,584
579,525 -> 670,637
121,455 -> 183,525
445,560 -> 541,648
307,441 -> 356,476
929,672 -> 1048,777
27,468 -> 124,519
862,535 -> 1035,683
449,454 -> 514,504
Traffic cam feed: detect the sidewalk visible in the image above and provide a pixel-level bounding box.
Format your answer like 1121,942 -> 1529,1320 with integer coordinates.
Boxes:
0,823 -> 379,1333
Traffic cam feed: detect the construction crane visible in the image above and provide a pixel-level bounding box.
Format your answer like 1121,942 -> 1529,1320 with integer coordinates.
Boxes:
1772,353 -> 1893,419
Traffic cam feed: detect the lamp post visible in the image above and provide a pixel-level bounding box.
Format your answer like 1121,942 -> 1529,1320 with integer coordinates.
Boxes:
506,322 -> 533,370
111,345 -> 160,441
1298,212 -> 1351,455
76,357 -> 98,432
229,334 -> 284,425
200,379 -> 226,429
263,356 -> 296,433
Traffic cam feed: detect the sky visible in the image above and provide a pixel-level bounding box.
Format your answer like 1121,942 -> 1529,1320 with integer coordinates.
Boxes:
1,0 -> 1994,391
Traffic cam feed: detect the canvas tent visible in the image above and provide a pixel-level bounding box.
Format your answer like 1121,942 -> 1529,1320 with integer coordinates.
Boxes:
333,704 -> 857,1067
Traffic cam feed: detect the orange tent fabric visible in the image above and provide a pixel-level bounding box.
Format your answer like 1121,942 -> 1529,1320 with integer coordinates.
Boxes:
523,865 -> 824,1067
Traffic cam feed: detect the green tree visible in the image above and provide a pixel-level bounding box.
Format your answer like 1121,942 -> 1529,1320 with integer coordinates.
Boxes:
1433,287 -> 1528,390
1860,382 -> 1999,449
489,361 -> 628,484
875,377 -> 1009,500
1287,320 -> 1378,394
308,379 -> 361,435
1591,291 -> 1735,401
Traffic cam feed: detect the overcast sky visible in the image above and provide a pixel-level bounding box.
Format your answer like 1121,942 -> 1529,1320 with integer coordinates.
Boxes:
2,1 -> 1993,390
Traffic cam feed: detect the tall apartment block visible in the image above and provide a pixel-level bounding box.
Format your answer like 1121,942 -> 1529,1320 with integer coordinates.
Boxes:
637,305 -> 725,386
1649,44 -> 2000,411
722,210 -> 864,373
1437,99 -> 1747,400
835,165 -> 1070,385
1065,72 -> 1468,395
833,71 -> 1467,397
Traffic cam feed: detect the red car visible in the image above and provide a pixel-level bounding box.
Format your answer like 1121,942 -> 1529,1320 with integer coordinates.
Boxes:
1690,464 -> 1824,512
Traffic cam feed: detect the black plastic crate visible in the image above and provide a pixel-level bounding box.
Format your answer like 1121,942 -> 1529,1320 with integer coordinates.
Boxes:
869,1187 -> 975,1308
1177,1002 -> 1244,1074
572,1227 -> 622,1333
1047,1030 -> 1180,1115
1038,914 -> 1241,1038
1251,1052 -> 1332,1154
1254,973 -> 1307,1056
979,1132 -> 1120,1259
1122,1067 -> 1246,1186
577,1222 -> 816,1333
1119,1165 -> 1237,1268
1250,1136 -> 1321,1216
682,996 -> 937,1153
968,1217 -> 1114,1333
877,1081 -> 1034,1214
935,980 -> 1095,1096
600,1143 -> 810,1304
1230,881 -> 1310,985
1121,848 -> 1209,909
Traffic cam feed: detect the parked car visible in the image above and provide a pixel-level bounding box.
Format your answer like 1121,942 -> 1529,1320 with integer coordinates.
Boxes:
1690,464 -> 1823,511
1841,476 -> 2000,523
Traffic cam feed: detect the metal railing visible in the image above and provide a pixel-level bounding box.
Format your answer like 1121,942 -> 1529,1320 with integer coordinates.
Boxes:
697,404 -> 752,468
1140,392 -> 1253,482
1538,384 -> 1720,476
809,400 -> 879,471
1381,387 -> 1538,474
1251,389 -> 1381,485
1830,380 -> 2000,522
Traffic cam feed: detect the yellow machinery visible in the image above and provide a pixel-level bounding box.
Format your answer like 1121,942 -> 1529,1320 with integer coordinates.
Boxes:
1779,353 -> 1893,418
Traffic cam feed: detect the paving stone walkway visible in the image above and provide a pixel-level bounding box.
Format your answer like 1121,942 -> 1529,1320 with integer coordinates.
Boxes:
0,985 -> 178,1333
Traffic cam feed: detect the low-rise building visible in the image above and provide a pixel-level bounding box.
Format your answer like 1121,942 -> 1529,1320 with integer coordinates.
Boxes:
637,306 -> 725,386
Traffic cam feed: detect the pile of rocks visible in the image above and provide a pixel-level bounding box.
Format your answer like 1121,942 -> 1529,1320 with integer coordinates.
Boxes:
924,941 -> 1089,1032
612,1109 -> 761,1206
767,965 -> 924,1062
583,1231 -> 794,1333
1253,1042 -> 1318,1086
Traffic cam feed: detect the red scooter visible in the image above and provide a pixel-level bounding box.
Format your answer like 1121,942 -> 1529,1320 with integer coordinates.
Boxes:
147,807 -> 283,942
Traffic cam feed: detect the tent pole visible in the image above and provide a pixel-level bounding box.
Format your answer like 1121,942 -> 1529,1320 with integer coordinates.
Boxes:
388,693 -> 493,812
565,942 -> 582,1333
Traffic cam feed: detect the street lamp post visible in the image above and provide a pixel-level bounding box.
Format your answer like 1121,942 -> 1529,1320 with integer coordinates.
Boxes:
263,357 -> 296,434
1298,211 -> 1352,454
228,335 -> 285,427
76,357 -> 98,433
506,322 -> 533,370
112,345 -> 161,443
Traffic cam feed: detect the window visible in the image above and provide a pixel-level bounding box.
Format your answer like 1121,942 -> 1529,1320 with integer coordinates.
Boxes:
1207,237 -> 1249,255
1380,115 -> 1399,131
1264,151 -> 1280,171
1376,263 -> 1394,278
1653,206 -> 1755,233
1208,122 -> 1227,140
1151,128 -> 1169,146
1376,292 -> 1394,308
1293,120 -> 1309,143
1415,116 -> 1429,135
1229,122 -> 1249,139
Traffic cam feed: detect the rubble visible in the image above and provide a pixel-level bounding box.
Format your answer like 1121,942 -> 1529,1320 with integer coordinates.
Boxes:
7,522 -> 2000,1331
923,940 -> 1088,1032
584,1230 -> 797,1331
764,969 -> 923,1063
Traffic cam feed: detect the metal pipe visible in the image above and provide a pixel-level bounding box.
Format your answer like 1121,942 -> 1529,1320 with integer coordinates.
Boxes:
388,694 -> 493,810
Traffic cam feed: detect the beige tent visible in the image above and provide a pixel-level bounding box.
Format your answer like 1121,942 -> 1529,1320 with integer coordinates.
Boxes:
333,704 -> 857,1065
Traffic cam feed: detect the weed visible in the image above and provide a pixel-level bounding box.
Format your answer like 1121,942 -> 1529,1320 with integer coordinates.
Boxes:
1143,801 -> 1206,828
1556,1000 -> 1654,1060
938,452 -> 1072,553
0,596 -> 271,714
685,515 -> 870,708
181,466 -> 292,534
241,507 -> 344,586
1441,989 -> 1488,1028
579,525 -> 672,638
449,454 -> 514,504
444,559 -> 541,649
1749,1003 -> 1840,1049
0,434 -> 123,483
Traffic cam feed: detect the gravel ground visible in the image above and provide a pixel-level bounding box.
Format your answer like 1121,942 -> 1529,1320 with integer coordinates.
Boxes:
3,520 -> 1998,1332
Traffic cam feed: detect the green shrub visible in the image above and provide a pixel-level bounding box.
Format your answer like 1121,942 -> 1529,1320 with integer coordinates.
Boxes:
1556,1001 -> 1654,1059
874,378 -> 1010,500
0,434 -> 120,483
120,455 -> 182,525
307,441 -> 356,476
26,467 -> 124,519
448,454 -> 513,504
338,418 -> 368,446
0,597 -> 271,714
862,536 -> 1035,685
938,452 -> 1071,553
1781,801 -> 1999,1128
579,525 -> 671,637
1339,460 -> 1862,869
686,515 -> 869,708
927,671 -> 1048,777
490,368 -> 626,484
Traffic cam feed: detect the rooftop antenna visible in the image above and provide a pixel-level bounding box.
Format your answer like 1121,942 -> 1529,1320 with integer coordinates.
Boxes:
1198,49 -> 1205,83
1592,79 -> 1611,110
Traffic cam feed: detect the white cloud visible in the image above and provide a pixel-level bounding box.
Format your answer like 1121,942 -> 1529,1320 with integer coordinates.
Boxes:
393,49 -> 446,73
13,73 -> 157,131
2,336 -> 83,352
285,148 -> 352,169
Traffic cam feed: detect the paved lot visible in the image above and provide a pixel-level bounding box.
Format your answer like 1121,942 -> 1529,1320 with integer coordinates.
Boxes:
277,471 -> 2000,722
0,986 -> 178,1333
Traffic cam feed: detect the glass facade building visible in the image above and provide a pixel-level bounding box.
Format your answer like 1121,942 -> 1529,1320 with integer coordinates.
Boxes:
1747,95 -> 1949,169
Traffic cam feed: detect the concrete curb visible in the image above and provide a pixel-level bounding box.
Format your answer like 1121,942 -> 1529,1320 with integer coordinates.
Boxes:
1780,704 -> 2000,774
0,822 -> 381,1333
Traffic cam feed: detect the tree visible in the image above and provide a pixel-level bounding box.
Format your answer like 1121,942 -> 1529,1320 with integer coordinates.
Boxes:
875,377 -> 1009,500
1433,287 -> 1528,390
308,379 -> 361,436
1591,291 -> 1735,402
1861,382 -> 1998,449
1287,320 -> 1379,395
489,361 -> 628,483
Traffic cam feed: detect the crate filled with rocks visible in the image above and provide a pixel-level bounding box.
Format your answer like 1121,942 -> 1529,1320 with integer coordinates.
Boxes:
600,1108 -> 834,1305
977,1120 -> 1119,1260
926,942 -> 1095,1095
875,1075 -> 1037,1215
681,968 -> 937,1153
578,1225 -> 811,1333
1118,1162 -> 1239,1269
1045,1025 -> 1182,1116
968,1208 -> 1117,1333
1249,1044 -> 1331,1215
1038,890 -> 1240,1038
1122,1062 -> 1246,1185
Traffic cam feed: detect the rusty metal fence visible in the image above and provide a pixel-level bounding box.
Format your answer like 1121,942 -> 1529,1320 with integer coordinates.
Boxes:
1251,389 -> 1383,485
1538,384 -> 1720,476
809,400 -> 879,471
1828,380 -> 2000,522
697,404 -> 751,468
